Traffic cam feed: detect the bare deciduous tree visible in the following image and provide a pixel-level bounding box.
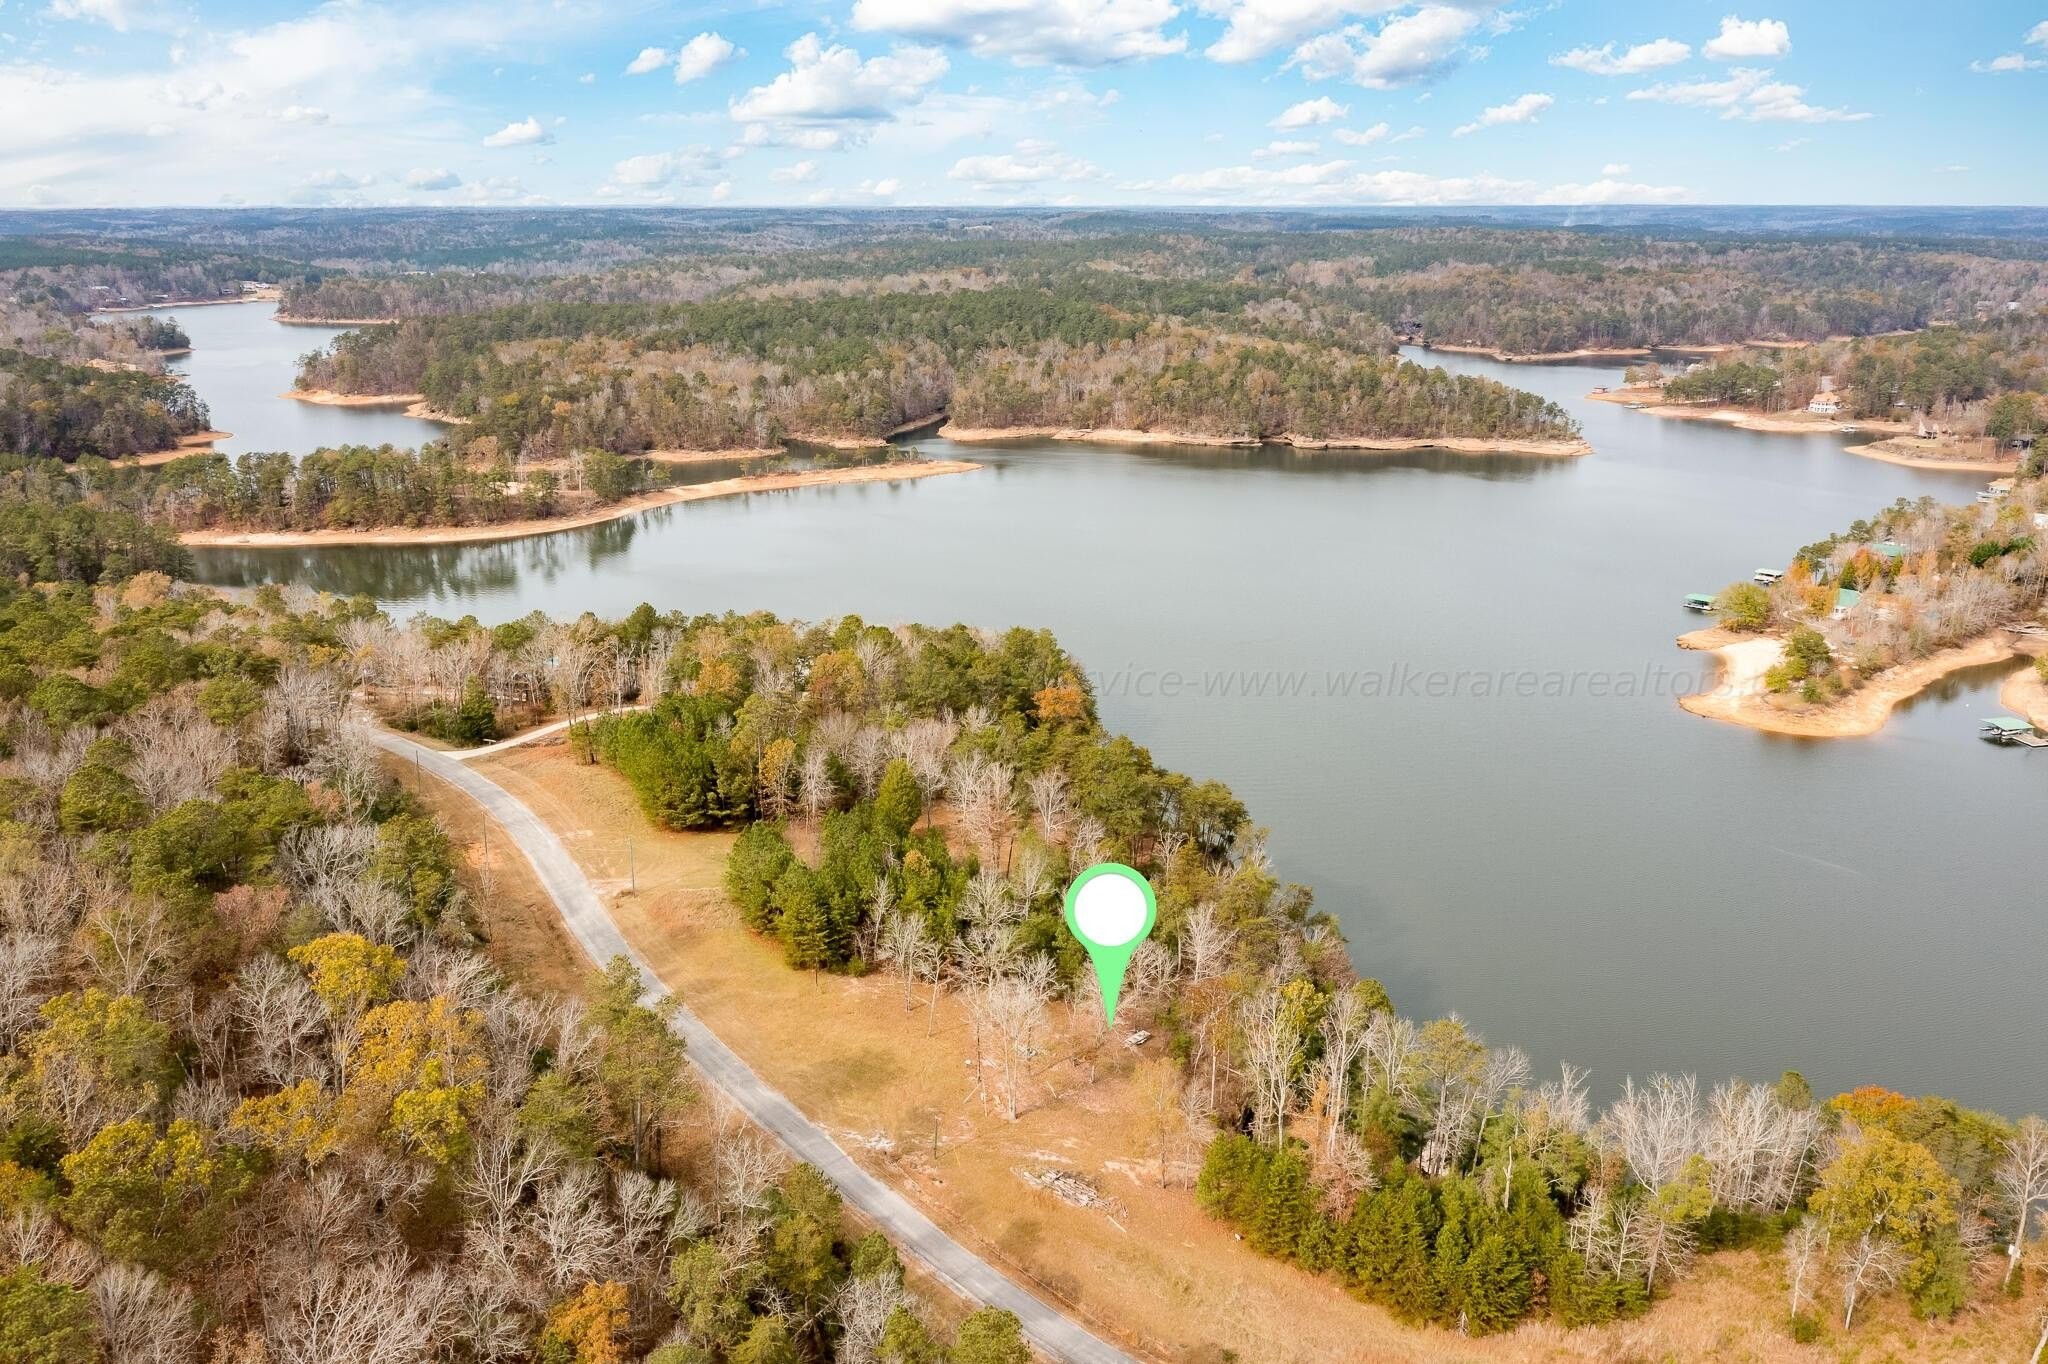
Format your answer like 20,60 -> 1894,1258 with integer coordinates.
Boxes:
93,1262 -> 200,1364
1026,767 -> 1073,846
1834,1228 -> 1907,1332
1784,1215 -> 1826,1321
835,1271 -> 909,1364
1706,1080 -> 1820,1215
1998,1116 -> 2048,1289
262,1254 -> 452,1364
1314,985 -> 1373,1162
976,973 -> 1048,1121
1237,980 -> 1304,1148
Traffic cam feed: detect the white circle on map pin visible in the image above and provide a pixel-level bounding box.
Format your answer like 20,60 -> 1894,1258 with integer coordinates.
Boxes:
1072,870 -> 1149,947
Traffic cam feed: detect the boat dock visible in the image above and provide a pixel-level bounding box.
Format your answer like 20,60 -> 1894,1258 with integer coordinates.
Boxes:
1980,716 -> 2048,747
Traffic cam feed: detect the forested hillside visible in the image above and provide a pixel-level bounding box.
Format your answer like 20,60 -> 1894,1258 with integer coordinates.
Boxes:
0,504 -> 1032,1364
1656,316 -> 2048,441
335,600 -> 2048,1347
952,334 -> 1575,441
0,351 -> 211,462
294,286 -> 1569,453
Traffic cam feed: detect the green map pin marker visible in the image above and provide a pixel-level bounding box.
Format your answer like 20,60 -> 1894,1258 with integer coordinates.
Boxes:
1063,862 -> 1156,1025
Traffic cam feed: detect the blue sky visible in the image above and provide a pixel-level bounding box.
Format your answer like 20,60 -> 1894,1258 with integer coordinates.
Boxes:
4,0 -> 2045,208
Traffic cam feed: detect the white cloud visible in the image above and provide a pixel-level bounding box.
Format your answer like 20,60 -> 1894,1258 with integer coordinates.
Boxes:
1119,157 -> 1686,207
609,148 -> 716,187
1703,16 -> 1790,61
2031,20 -> 2048,44
1970,52 -> 2044,73
949,145 -> 1101,186
483,116 -> 550,147
1118,156 -> 1693,206
302,169 -> 375,190
278,104 -> 330,124
404,167 -> 461,190
1600,161 -> 1630,175
0,0 -> 596,206
1551,38 -> 1689,76
451,175 -> 541,205
597,146 -> 729,201
674,32 -> 739,84
1272,95 -> 1348,128
1742,80 -> 1870,122
625,46 -> 670,76
850,0 -> 1183,66
45,0 -> 153,32
1198,0 -> 1400,64
1628,67 -> 1866,122
730,34 -> 948,146
772,159 -> 820,183
579,72 -> 596,85
1531,177 -> 1692,205
1453,90 -> 1551,135
1332,121 -> 1390,145
860,176 -> 902,197
1287,6 -> 1482,90
1253,138 -> 1319,156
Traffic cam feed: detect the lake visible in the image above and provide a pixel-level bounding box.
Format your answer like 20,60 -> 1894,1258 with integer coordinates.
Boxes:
159,301 -> 2046,1115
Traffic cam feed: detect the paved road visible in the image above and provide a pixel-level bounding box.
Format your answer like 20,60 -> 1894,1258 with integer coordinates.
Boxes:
373,729 -> 1141,1364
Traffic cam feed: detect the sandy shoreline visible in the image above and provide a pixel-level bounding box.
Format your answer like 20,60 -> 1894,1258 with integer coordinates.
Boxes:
793,412 -> 948,449
92,289 -> 279,314
1999,665 -> 2048,728
936,422 -> 1591,458
284,389 -> 463,424
1427,342 -> 1652,363
176,459 -> 980,548
107,429 -> 232,467
1839,435 -> 2017,473
1589,388 -> 1922,438
1677,627 -> 2033,738
639,446 -> 783,465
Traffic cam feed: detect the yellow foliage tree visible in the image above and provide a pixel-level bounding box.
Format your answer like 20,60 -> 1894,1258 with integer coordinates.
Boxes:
230,997 -> 485,1166
538,1280 -> 630,1364
342,997 -> 487,1162
287,932 -> 405,1019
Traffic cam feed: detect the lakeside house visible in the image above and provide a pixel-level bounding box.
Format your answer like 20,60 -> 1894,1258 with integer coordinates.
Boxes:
1807,396 -> 1842,416
1831,587 -> 1862,620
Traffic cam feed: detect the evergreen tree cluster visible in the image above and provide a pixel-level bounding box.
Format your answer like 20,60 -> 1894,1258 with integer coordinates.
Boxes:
0,349 -> 211,462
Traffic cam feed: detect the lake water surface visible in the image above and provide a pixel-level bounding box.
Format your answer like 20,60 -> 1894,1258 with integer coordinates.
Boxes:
160,302 -> 2046,1114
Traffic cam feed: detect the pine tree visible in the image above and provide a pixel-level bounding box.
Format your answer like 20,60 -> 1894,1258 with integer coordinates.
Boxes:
874,759 -> 921,842
1250,1142 -> 1315,1261
773,865 -> 839,969
1346,1168 -> 1444,1324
